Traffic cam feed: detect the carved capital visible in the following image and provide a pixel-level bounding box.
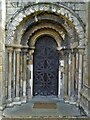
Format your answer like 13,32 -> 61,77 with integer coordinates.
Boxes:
7,46 -> 13,52
21,48 -> 28,53
15,48 -> 21,52
78,46 -> 85,55
29,50 -> 34,56
29,47 -> 35,55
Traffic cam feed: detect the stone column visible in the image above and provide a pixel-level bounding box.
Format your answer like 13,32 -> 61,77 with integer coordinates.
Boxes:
57,49 -> 62,98
15,48 -> 21,101
87,2 -> 90,113
29,49 -> 34,98
0,0 -> 6,114
22,49 -> 27,103
57,48 -> 65,99
20,51 -> 23,98
71,49 -> 75,101
27,49 -> 34,100
75,51 -> 79,98
7,47 -> 13,102
27,54 -> 31,100
12,50 -> 16,100
78,48 -> 84,99
68,50 -> 72,98
64,50 -> 68,100
58,64 -> 61,98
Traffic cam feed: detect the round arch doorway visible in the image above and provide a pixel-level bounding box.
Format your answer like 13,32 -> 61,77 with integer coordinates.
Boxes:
33,35 -> 59,97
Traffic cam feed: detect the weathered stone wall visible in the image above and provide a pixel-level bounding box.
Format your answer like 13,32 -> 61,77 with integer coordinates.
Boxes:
5,0 -> 89,115
0,0 -> 6,112
5,0 -> 87,88
0,1 -> 1,23
6,1 -> 86,24
0,0 -> 2,111
6,2 -> 87,61
5,1 -> 87,48
0,0 -> 89,118
80,2 -> 90,116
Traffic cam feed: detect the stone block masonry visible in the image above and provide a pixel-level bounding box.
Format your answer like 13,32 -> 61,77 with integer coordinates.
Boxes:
0,0 -> 89,119
0,0 -> 6,112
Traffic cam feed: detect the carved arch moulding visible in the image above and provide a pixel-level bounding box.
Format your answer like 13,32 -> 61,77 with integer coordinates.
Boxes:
28,28 -> 62,48
6,2 -> 85,47
21,22 -> 67,46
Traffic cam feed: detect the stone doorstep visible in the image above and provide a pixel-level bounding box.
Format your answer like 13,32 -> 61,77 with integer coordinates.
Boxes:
1,117 -> 89,120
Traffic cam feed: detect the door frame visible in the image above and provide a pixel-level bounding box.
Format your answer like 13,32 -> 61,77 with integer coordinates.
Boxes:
33,36 -> 59,97
29,39 -> 62,99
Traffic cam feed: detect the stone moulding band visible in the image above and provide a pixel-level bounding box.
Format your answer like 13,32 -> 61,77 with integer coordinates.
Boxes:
5,44 -> 29,49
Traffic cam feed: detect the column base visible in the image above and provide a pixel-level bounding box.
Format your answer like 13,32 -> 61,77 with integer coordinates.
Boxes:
13,97 -> 21,105
6,98 -> 12,103
7,102 -> 14,107
58,94 -> 62,99
14,97 -> 20,102
6,98 -> 12,107
64,96 -> 70,103
6,97 -> 21,107
64,96 -> 77,105
21,96 -> 27,103
70,96 -> 77,104
27,96 -> 33,102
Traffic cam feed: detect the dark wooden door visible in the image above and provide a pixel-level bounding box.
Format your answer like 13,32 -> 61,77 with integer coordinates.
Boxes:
33,36 -> 59,96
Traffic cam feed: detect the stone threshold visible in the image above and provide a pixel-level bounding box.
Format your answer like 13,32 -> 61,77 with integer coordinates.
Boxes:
1,116 -> 89,120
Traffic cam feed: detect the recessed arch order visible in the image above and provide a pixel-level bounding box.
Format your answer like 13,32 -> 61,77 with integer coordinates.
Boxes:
6,2 -> 85,47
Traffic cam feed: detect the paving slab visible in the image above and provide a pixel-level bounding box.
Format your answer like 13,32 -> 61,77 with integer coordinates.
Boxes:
3,97 -> 87,118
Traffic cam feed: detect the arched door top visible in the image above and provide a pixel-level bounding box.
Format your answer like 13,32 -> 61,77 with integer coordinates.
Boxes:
28,28 -> 62,48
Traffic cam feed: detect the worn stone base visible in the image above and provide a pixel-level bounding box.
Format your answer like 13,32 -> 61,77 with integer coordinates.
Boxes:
80,87 -> 90,117
1,117 -> 89,120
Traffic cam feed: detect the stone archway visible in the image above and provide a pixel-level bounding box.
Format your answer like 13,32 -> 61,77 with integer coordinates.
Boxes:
26,27 -> 62,99
6,3 -> 85,45
5,2 -> 85,107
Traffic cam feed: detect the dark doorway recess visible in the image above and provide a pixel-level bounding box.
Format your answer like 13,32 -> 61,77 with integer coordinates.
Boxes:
33,36 -> 59,96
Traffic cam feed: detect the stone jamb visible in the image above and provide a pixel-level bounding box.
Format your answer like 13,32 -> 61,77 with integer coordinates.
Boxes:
29,36 -> 64,99
21,48 -> 28,103
57,48 -> 64,99
6,47 -> 13,103
14,48 -> 21,102
28,47 -> 35,98
78,47 -> 84,100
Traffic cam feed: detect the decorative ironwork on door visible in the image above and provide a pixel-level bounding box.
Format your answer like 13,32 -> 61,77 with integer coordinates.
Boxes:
33,36 -> 59,96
